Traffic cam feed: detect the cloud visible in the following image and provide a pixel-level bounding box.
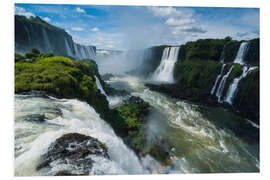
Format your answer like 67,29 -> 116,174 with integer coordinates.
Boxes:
71,27 -> 84,31
90,27 -> 99,32
15,6 -> 35,18
165,18 -> 195,26
76,7 -> 86,13
148,6 -> 183,18
148,6 -> 206,38
42,17 -> 51,22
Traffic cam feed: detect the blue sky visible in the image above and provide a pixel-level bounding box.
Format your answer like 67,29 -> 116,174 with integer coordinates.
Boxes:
15,4 -> 259,50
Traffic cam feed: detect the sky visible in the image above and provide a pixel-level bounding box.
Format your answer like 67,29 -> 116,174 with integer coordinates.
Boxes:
15,4 -> 259,50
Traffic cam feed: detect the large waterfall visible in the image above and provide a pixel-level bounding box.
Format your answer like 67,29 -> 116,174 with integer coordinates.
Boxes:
234,42 -> 249,65
224,66 -> 257,104
15,94 -> 148,175
215,65 -> 234,102
211,64 -> 226,95
152,46 -> 180,83
15,15 -> 96,60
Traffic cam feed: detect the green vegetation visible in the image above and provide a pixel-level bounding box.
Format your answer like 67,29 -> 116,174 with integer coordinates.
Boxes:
15,15 -> 65,33
234,68 -> 259,122
174,60 -> 222,92
183,38 -> 226,62
115,99 -> 150,153
223,40 -> 241,63
15,49 -> 109,119
245,38 -> 259,66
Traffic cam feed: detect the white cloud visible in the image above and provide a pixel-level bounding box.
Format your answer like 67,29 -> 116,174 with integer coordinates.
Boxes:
71,27 -> 84,31
166,18 -> 195,26
43,17 -> 51,22
15,6 -> 35,19
148,6 -> 183,17
148,6 -> 206,39
90,27 -> 99,32
76,7 -> 86,13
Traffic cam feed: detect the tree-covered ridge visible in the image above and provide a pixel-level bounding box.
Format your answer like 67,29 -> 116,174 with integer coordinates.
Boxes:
15,15 -> 66,33
179,37 -> 259,65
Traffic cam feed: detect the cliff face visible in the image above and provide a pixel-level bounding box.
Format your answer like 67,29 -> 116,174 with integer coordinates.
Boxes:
140,37 -> 259,123
128,45 -> 170,76
15,15 -> 96,60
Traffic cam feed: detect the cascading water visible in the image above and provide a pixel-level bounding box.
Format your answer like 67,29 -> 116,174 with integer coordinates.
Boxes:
15,94 -> 148,176
234,42 -> 249,65
152,47 -> 180,83
219,44 -> 226,63
224,66 -> 257,104
211,64 -> 226,95
215,65 -> 234,102
64,38 -> 73,57
42,28 -> 52,53
94,76 -> 107,97
107,75 -> 259,173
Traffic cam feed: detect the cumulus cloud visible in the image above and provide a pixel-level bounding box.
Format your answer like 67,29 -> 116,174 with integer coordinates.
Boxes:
148,6 -> 206,39
71,27 -> 84,31
76,7 -> 86,13
15,6 -> 35,18
90,27 -> 99,32
43,17 -> 51,22
148,6 -> 183,18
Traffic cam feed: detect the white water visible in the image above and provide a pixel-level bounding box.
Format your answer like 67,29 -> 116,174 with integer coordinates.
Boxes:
234,42 -> 249,65
94,76 -> 107,97
42,28 -> 52,53
215,65 -> 234,102
64,38 -> 73,57
73,43 -> 96,60
15,95 -> 148,176
152,47 -> 180,83
107,75 -> 259,173
219,45 -> 226,63
211,64 -> 226,95
224,66 -> 257,104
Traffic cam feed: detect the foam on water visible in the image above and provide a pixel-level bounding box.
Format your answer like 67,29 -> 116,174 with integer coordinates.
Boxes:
15,95 -> 148,176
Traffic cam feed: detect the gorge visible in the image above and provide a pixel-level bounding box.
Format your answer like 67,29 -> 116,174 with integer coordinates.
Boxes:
14,13 -> 260,176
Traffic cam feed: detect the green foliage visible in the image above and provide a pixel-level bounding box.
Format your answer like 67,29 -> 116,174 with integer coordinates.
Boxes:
174,60 -> 222,91
183,38 -> 226,61
234,68 -> 259,122
245,38 -> 259,66
15,51 -> 109,119
15,53 -> 25,62
114,100 -> 150,152
223,40 -> 241,63
31,48 -> 40,54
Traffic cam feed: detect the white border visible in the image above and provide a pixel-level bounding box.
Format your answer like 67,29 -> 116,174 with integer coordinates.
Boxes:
1,0 -> 270,180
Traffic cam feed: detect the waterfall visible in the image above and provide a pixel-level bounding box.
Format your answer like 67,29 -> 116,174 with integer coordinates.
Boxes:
24,25 -> 31,48
224,66 -> 257,104
15,94 -> 147,175
64,38 -> 73,57
74,43 -> 82,59
95,76 -> 107,97
42,28 -> 52,52
152,46 -> 180,83
234,42 -> 249,65
215,65 -> 234,102
219,44 -> 226,63
211,64 -> 226,95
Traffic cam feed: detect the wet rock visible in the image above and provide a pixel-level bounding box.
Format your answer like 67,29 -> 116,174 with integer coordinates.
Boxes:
37,133 -> 109,175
